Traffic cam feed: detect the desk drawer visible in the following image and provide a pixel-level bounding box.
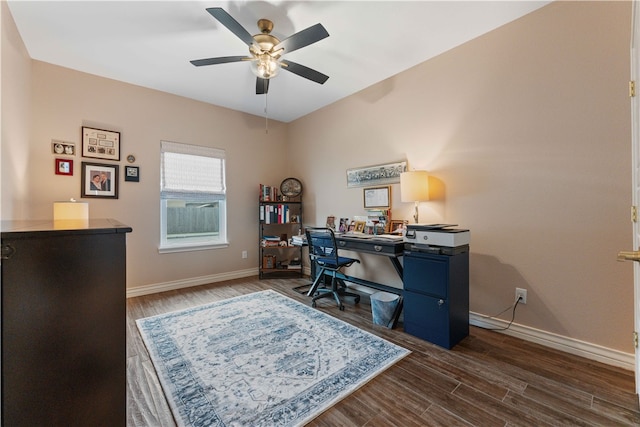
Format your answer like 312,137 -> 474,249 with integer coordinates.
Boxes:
337,239 -> 400,256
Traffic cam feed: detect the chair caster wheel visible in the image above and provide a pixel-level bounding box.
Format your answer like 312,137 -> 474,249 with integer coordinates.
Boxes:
339,304 -> 345,311
355,296 -> 361,304
311,302 -> 317,308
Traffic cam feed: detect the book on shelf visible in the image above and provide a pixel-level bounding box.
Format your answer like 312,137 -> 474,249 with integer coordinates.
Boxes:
284,258 -> 302,269
259,184 -> 270,202
261,235 -> 281,247
260,204 -> 295,224
259,184 -> 279,202
291,235 -> 307,245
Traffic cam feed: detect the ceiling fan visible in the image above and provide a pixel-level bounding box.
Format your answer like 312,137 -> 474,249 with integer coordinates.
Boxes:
190,8 -> 330,95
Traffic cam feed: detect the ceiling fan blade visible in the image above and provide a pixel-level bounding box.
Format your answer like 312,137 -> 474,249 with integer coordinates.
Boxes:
206,7 -> 258,48
190,56 -> 249,67
281,60 -> 329,85
273,23 -> 329,54
256,78 -> 270,95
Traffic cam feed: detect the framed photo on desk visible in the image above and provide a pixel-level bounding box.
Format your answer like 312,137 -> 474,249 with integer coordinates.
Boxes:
389,219 -> 408,233
363,186 -> 390,209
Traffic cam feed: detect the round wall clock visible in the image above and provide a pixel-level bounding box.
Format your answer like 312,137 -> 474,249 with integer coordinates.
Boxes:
280,177 -> 303,197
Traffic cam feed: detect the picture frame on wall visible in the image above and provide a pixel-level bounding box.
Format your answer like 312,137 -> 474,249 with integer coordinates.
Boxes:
55,158 -> 73,176
125,166 -> 139,182
346,161 -> 406,188
363,186 -> 391,209
52,140 -> 76,156
81,161 -> 119,199
82,126 -> 120,161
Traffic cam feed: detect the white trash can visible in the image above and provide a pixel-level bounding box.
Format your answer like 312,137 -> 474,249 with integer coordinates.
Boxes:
370,291 -> 400,326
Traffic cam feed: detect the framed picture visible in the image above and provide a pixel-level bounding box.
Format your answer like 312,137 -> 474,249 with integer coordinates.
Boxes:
125,166 -> 140,182
346,161 -> 406,188
52,140 -> 76,156
389,219 -> 408,234
81,162 -> 118,199
55,158 -> 73,176
326,215 -> 336,230
82,126 -> 120,161
354,221 -> 366,233
363,186 -> 391,209
262,254 -> 276,269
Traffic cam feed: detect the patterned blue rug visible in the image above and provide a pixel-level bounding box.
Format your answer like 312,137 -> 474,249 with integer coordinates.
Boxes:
136,289 -> 410,426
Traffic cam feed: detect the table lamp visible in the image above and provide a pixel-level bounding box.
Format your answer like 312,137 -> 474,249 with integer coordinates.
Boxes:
53,199 -> 89,229
400,171 -> 429,223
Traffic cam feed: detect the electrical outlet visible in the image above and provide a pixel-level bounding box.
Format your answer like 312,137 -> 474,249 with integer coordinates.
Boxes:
515,287 -> 527,304
242,250 -> 248,259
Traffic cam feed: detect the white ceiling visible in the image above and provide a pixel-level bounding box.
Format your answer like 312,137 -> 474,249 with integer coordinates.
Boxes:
7,1 -> 550,123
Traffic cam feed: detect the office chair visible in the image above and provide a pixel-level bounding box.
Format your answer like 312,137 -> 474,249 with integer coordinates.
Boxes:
305,227 -> 361,310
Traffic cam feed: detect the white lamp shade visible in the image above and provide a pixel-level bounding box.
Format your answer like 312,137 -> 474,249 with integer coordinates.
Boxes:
400,171 -> 429,202
53,201 -> 89,229
54,201 -> 89,220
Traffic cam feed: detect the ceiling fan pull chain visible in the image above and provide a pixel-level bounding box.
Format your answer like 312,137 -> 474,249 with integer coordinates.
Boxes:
265,92 -> 269,134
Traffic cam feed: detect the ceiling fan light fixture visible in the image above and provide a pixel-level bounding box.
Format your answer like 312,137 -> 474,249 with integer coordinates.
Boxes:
250,54 -> 281,79
192,8 -> 330,94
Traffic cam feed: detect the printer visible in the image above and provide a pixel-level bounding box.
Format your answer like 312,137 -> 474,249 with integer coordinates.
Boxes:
404,224 -> 470,255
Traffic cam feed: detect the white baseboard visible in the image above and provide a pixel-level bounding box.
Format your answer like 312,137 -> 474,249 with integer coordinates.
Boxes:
126,268 -> 258,298
470,312 -> 635,371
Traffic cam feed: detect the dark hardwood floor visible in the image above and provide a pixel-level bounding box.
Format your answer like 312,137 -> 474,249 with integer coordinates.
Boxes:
127,276 -> 640,426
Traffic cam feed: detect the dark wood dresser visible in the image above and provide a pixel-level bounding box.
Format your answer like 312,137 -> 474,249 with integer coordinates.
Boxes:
1,219 -> 132,426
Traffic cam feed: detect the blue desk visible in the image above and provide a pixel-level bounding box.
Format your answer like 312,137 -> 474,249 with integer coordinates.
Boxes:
314,235 -> 405,328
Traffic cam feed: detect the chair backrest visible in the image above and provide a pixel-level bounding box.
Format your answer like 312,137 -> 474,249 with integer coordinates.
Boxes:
305,227 -> 339,265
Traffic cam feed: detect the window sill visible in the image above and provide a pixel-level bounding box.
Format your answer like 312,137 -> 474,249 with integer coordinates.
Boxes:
158,241 -> 229,254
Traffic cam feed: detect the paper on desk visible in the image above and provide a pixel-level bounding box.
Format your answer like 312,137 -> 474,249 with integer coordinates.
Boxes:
373,234 -> 404,241
343,232 -> 403,241
342,232 -> 373,239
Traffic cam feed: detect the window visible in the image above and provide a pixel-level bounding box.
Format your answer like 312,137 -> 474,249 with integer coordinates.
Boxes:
159,141 -> 227,252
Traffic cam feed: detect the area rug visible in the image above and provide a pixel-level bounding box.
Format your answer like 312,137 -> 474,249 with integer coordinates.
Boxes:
136,289 -> 410,427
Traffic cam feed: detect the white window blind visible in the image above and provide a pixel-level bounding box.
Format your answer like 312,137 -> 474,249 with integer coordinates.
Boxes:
161,141 -> 226,200
159,140 -> 228,252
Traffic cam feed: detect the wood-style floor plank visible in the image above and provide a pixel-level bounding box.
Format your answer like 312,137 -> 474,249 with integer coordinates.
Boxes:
126,277 -> 640,426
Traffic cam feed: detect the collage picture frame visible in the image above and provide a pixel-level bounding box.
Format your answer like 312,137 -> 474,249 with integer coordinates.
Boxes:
82,126 -> 121,161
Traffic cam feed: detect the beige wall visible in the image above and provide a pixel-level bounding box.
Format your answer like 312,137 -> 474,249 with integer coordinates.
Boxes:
1,2 -> 635,354
2,2 -> 289,287
1,0 -> 32,218
289,1 -> 634,352
29,62 -> 290,287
